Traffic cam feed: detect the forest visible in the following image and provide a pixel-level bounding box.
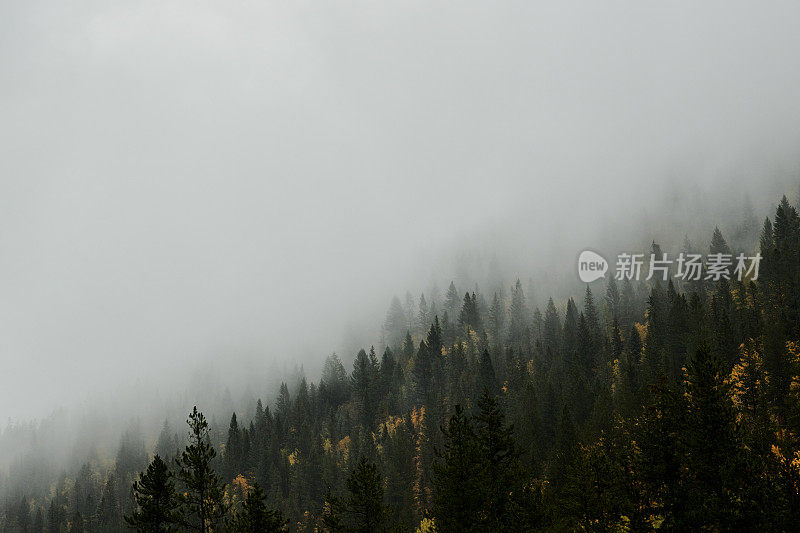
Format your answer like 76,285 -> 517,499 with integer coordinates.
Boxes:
3,194 -> 800,532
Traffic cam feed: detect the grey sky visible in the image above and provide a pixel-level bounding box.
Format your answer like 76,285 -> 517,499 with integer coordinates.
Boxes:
2,1 -> 800,422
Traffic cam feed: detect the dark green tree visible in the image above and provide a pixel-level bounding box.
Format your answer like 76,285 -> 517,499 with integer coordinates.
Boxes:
323,456 -> 393,532
228,482 -> 287,532
175,407 -> 227,532
124,454 -> 180,532
431,405 -> 485,533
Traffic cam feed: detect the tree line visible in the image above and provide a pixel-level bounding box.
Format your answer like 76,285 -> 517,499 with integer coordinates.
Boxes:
3,195 -> 800,531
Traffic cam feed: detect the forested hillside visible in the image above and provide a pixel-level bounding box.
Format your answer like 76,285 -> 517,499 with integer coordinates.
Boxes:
4,195 -> 800,531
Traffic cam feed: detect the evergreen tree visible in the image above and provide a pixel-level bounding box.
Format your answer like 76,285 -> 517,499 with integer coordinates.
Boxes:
678,346 -> 741,529
458,292 -> 482,333
384,297 -> 408,348
488,292 -> 506,342
124,455 -> 180,532
710,226 -> 731,255
228,482 -> 287,532
98,475 -> 122,530
477,350 -> 498,396
432,394 -> 535,532
224,413 -> 242,480
445,281 -> 460,319
352,348 -> 379,427
155,419 -> 180,463
426,316 -> 443,356
321,353 -> 350,409
473,391 -> 532,531
508,280 -> 528,346
542,298 -> 561,354
417,293 -> 430,332
605,276 -> 620,321
431,405 -> 485,533
33,508 -> 44,533
323,456 -> 393,532
175,407 -> 227,532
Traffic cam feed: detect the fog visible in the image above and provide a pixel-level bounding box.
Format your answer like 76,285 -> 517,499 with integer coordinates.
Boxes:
2,1 -> 800,427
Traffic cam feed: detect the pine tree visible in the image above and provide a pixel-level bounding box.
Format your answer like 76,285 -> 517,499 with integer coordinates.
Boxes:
228,482 -> 287,532
33,508 -> 44,533
224,413 -> 242,481
679,347 -> 741,529
384,297 -> 408,348
605,276 -> 620,321
508,280 -> 528,346
477,350 -> 498,396
404,291 -> 415,331
473,391 -> 532,531
175,407 -> 227,532
380,347 -> 396,391
275,383 -> 291,431
583,286 -> 602,368
445,281 -> 460,319
124,455 -> 180,532
458,292 -> 482,333
98,475 -> 122,530
488,292 -> 506,342
542,298 -> 561,354
417,293 -> 430,332
562,298 -> 579,368
352,348 -> 378,427
323,456 -> 392,532
432,394 -> 535,532
321,353 -> 350,408
412,340 -> 433,405
710,226 -> 731,255
619,278 -> 635,330
431,405 -> 484,533
155,419 -> 180,463
426,316 -> 443,355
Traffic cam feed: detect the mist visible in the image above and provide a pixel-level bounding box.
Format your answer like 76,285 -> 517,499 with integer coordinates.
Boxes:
2,0 -> 800,430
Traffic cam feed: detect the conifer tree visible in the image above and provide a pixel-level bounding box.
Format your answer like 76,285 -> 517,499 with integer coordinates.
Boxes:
98,475 -> 122,530
709,226 -> 731,255
412,340 -> 433,405
124,455 -> 180,532
155,419 -> 180,463
431,405 -> 484,533
228,482 -> 287,532
679,347 -> 741,529
542,298 -> 561,354
384,297 -> 408,348
605,276 -> 620,321
473,391 -> 531,530
323,456 -> 392,532
445,281 -> 460,319
321,353 -> 349,408
508,279 -> 528,346
477,350 -> 498,396
33,508 -> 43,533
352,348 -> 378,427
417,293 -> 430,331
488,292 -> 506,342
426,316 -> 443,355
175,407 -> 227,532
619,278 -> 635,330
583,286 -> 602,368
458,292 -> 481,333
432,394 -> 534,532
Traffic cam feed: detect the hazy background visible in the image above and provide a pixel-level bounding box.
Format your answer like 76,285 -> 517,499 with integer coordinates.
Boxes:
2,1 -> 800,424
